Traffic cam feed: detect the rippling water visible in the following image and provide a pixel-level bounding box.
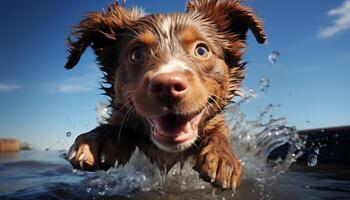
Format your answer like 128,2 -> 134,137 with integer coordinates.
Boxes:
0,151 -> 349,200
1,90 -> 349,199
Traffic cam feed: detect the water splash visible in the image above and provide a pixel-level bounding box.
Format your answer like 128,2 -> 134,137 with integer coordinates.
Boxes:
268,51 -> 280,66
226,90 -> 304,178
96,101 -> 110,124
258,77 -> 270,92
307,154 -> 318,167
74,88 -> 305,199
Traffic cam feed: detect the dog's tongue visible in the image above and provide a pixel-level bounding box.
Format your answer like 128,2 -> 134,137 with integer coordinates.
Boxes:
152,114 -> 190,135
151,112 -> 204,145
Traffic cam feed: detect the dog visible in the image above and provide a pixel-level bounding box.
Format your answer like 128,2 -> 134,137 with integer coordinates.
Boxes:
65,0 -> 266,189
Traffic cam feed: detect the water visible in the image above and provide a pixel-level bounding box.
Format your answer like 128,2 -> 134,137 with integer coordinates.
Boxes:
66,132 -> 72,137
307,154 -> 318,167
96,101 -> 110,124
1,87 -> 349,199
268,51 -> 280,66
1,151 -> 349,199
258,78 -> 270,92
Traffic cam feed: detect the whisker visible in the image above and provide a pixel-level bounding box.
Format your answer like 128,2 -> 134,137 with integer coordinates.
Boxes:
208,96 -> 223,113
197,102 -> 210,116
117,106 -> 133,144
208,92 -> 225,101
122,90 -> 136,95
206,101 -> 216,114
115,100 -> 132,113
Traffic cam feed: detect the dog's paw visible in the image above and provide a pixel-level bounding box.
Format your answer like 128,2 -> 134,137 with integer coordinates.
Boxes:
194,146 -> 242,189
67,131 -> 118,171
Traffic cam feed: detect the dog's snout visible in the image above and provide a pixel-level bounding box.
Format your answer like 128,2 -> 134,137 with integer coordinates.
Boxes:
149,72 -> 189,101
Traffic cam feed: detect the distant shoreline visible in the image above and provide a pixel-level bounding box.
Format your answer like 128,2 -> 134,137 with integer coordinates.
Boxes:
0,139 -> 32,152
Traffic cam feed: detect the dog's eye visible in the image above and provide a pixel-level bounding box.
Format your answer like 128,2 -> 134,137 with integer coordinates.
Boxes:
130,47 -> 146,63
195,44 -> 210,58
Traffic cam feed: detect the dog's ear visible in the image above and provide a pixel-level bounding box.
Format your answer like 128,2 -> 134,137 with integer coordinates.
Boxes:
187,0 -> 266,44
65,2 -> 143,69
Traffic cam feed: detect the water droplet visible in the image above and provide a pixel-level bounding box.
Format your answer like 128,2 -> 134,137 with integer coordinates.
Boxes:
305,185 -> 310,189
313,147 -> 319,155
172,169 -> 177,176
66,131 -> 72,137
307,154 -> 318,167
295,141 -> 304,150
306,120 -> 310,124
321,129 -> 325,133
258,78 -> 270,92
268,51 -> 280,65
45,148 -> 50,152
59,150 -> 67,159
86,187 -> 92,193
212,188 -> 222,198
98,191 -> 105,196
96,101 -> 110,124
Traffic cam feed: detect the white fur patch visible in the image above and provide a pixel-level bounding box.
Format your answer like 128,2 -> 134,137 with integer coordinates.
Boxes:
152,59 -> 191,78
161,16 -> 172,38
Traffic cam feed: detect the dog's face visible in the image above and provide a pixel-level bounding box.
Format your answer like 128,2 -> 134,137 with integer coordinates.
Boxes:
65,0 -> 266,152
116,14 -> 230,152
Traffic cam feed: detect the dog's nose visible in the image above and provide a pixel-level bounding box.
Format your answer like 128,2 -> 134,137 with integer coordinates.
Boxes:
149,72 -> 189,101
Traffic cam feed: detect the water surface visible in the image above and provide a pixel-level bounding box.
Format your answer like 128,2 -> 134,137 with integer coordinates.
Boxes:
0,150 -> 349,200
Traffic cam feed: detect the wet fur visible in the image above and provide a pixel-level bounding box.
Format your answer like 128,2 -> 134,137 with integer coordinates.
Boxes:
65,0 -> 266,189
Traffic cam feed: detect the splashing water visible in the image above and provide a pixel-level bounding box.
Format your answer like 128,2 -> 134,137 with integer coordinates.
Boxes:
258,77 -> 270,92
268,51 -> 280,66
96,101 -> 110,124
225,90 -> 304,188
307,154 -> 318,167
74,88 -> 305,199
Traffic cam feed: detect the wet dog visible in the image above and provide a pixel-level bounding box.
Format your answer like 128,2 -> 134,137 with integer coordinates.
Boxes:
65,0 -> 266,189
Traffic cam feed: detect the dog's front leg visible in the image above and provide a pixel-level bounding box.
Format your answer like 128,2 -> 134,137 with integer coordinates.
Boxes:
194,115 -> 242,189
67,124 -> 136,171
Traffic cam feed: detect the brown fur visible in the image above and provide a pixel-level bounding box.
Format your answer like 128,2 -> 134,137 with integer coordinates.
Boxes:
65,0 -> 266,189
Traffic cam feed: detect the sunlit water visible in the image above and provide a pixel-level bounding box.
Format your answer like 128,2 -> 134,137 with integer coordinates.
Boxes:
1,72 -> 350,199
1,89 -> 349,199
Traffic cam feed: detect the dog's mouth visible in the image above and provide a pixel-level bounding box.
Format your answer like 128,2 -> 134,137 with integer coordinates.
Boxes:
148,110 -> 204,149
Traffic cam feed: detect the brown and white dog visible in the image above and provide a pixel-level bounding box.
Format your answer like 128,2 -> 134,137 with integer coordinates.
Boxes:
65,0 -> 266,189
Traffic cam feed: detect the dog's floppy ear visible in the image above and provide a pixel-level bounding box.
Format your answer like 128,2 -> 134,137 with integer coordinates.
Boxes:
187,0 -> 266,44
65,2 -> 142,69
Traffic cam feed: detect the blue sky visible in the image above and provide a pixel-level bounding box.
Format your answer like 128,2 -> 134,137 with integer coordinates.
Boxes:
0,0 -> 349,150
